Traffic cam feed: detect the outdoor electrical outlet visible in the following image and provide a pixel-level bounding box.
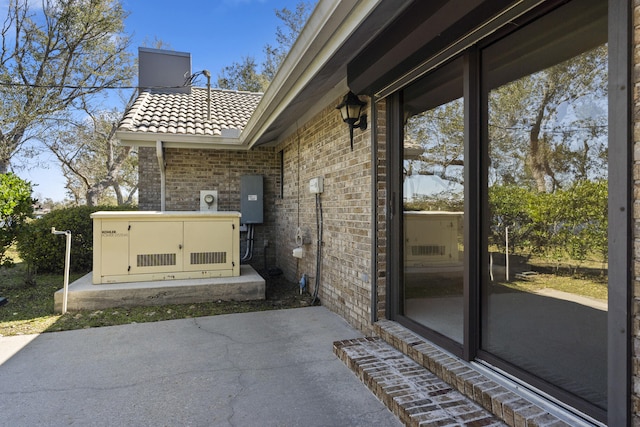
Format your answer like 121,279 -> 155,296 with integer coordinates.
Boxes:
310,177 -> 324,194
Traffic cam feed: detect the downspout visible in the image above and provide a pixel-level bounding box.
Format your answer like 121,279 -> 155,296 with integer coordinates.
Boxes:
156,140 -> 166,211
370,99 -> 378,324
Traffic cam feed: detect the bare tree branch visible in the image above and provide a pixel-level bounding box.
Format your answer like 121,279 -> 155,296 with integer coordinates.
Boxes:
0,0 -> 134,172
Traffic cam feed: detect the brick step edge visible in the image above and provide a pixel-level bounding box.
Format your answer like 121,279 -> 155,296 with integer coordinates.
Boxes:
333,337 -> 506,427
373,320 -> 578,427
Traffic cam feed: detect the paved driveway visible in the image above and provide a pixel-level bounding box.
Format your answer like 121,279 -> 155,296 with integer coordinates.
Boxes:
0,306 -> 401,427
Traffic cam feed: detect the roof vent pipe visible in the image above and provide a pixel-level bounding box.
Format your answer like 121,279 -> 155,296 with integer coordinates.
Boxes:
203,70 -> 211,121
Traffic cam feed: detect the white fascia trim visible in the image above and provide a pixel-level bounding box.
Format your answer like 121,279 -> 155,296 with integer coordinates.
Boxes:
116,131 -> 249,151
242,0 -> 382,149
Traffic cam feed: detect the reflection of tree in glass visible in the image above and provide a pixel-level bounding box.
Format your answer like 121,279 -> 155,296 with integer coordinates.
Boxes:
488,44 -> 607,192
405,98 -> 464,185
488,181 -> 607,274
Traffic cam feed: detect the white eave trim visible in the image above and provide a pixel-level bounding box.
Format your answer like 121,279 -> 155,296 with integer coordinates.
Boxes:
116,131 -> 249,151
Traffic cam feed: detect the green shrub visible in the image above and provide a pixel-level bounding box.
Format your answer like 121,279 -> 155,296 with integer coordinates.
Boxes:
0,173 -> 34,267
17,205 -> 136,274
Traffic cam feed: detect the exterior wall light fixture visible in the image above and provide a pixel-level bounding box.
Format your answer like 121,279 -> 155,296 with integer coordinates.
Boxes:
336,91 -> 367,151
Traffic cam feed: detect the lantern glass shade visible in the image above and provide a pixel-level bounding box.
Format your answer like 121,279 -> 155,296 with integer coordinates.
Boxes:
346,104 -> 360,122
337,92 -> 366,124
336,91 -> 367,151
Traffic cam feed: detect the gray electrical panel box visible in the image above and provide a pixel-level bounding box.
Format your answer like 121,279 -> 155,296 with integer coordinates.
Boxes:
241,175 -> 263,224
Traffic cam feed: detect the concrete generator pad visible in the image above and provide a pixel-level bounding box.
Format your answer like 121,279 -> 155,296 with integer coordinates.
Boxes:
0,306 -> 401,427
54,264 -> 265,312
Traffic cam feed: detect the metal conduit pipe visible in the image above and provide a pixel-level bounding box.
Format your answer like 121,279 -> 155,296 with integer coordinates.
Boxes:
312,193 -> 323,305
241,224 -> 255,263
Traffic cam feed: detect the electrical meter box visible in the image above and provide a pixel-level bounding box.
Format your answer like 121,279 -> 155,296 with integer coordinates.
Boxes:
240,175 -> 263,224
91,211 -> 241,284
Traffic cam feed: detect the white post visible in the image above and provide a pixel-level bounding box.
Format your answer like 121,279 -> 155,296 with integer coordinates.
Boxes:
505,226 -> 509,282
52,227 -> 72,314
156,141 -> 166,212
489,252 -> 494,281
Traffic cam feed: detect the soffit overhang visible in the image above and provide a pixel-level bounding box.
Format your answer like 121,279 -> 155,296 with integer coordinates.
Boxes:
245,0 -> 414,148
247,0 -> 545,148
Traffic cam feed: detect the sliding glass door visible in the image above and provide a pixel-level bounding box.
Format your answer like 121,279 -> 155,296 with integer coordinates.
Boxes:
393,0 -> 611,419
402,58 -> 464,344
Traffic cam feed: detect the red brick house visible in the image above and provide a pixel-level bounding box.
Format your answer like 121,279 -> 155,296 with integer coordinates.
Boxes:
117,0 -> 635,424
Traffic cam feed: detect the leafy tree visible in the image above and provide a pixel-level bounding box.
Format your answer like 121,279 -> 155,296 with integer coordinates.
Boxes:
217,56 -> 270,92
488,44 -> 607,192
217,1 -> 314,91
0,173 -> 33,267
549,180 -> 607,273
488,185 -> 535,253
489,179 -> 608,274
0,0 -> 134,173
45,108 -> 138,206
262,1 -> 314,81
498,180 -> 608,274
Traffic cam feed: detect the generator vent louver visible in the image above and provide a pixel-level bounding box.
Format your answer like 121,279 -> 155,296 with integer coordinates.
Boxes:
411,245 -> 446,257
190,251 -> 227,265
404,212 -> 463,269
137,253 -> 177,267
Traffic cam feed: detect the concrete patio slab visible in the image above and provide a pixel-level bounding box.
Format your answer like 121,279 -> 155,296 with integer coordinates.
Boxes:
54,264 -> 265,313
0,306 -> 401,427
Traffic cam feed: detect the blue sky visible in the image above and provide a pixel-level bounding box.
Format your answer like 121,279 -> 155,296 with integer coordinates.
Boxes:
22,0 -> 306,202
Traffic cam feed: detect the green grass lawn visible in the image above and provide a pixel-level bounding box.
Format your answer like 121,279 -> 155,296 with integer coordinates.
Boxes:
0,263 -> 311,337
404,255 -> 607,302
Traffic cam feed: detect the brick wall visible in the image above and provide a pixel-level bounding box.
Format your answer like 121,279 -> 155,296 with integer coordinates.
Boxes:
138,147 -> 161,210
634,1 -> 640,422
273,97 -> 381,333
136,97 -> 386,334
137,145 -> 280,270
375,100 -> 388,322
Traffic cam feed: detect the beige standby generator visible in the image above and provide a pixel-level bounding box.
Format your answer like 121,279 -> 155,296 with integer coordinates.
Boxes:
91,211 -> 241,284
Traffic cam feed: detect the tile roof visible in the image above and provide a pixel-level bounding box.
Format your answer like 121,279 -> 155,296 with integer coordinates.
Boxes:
118,87 -> 262,137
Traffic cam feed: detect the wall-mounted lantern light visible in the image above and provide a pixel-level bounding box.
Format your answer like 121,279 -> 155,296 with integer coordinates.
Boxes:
336,91 -> 367,151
